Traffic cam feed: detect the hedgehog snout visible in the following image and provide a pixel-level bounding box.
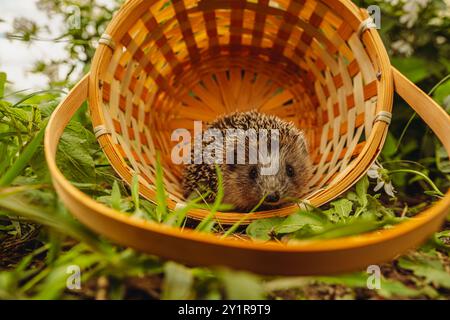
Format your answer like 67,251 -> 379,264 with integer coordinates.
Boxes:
265,192 -> 280,203
258,174 -> 286,204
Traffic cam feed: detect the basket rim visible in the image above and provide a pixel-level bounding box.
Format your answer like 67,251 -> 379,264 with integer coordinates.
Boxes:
87,0 -> 394,223
54,166 -> 450,253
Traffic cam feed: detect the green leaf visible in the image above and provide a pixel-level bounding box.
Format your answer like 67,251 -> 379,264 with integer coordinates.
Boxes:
355,176 -> 369,207
162,262 -> 194,300
246,217 -> 284,241
0,120 -> 47,186
155,152 -> 167,222
436,144 -> 450,174
111,180 -> 122,211
364,194 -> 395,220
309,220 -> 381,240
432,77 -> 450,105
381,132 -> 398,158
290,224 -> 323,239
96,195 -> 133,212
219,269 -> 264,300
196,165 -> 224,233
318,273 -> 424,298
0,72 -> 6,98
391,57 -> 429,83
331,198 -> 353,220
376,279 -> 434,299
55,121 -> 97,183
275,211 -> 326,234
398,253 -> 450,289
34,245 -> 100,299
434,230 -> 450,249
131,174 -> 140,210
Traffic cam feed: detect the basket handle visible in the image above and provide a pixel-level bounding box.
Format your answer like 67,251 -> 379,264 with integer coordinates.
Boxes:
392,67 -> 450,153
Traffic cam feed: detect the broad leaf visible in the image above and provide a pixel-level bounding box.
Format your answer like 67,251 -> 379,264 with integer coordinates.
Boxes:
56,121 -> 98,183
331,199 -> 353,220
246,217 -> 284,241
0,72 -> 6,98
391,57 -> 429,83
398,253 -> 450,289
275,211 -> 327,234
219,269 -> 264,300
162,262 -> 194,300
309,220 -> 381,240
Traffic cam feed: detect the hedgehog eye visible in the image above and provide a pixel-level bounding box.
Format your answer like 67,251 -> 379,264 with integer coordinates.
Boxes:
286,164 -> 295,178
249,167 -> 258,180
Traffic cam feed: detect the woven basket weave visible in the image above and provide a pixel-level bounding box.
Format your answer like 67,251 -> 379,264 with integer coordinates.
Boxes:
44,0 -> 450,275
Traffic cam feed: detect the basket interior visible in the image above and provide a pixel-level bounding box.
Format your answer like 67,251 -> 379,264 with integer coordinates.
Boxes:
89,0 -> 391,222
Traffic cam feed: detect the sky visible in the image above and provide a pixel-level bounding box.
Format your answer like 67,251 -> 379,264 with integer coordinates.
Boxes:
0,0 -> 68,90
0,0 -> 117,91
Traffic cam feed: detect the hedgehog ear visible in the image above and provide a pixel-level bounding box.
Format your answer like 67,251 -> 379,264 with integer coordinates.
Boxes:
227,164 -> 237,171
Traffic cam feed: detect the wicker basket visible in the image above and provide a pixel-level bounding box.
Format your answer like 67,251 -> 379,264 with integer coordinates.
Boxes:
44,0 -> 450,275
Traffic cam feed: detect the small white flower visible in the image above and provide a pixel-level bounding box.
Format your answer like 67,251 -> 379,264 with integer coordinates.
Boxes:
436,0 -> 450,21
385,0 -> 402,6
429,17 -> 444,26
436,36 -> 447,45
443,96 -> 450,109
367,162 -> 396,198
400,0 -> 431,28
391,39 -> 414,56
400,12 -> 418,28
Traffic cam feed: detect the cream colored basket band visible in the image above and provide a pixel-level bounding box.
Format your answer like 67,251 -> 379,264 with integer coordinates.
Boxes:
98,34 -> 116,51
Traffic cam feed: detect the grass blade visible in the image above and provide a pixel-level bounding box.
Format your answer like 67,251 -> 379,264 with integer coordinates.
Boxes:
155,152 -> 168,222
0,119 -> 48,186
195,165 -> 224,233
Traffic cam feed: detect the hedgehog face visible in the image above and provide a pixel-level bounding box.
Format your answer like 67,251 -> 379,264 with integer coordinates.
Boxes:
221,133 -> 312,212
182,111 -> 313,213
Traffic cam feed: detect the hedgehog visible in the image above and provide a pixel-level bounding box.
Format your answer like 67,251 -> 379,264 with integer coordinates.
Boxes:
182,111 -> 313,212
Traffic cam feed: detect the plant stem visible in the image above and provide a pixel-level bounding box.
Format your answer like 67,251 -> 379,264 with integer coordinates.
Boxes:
221,195 -> 267,238
196,166 -> 224,232
395,73 -> 450,151
389,169 -> 445,197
